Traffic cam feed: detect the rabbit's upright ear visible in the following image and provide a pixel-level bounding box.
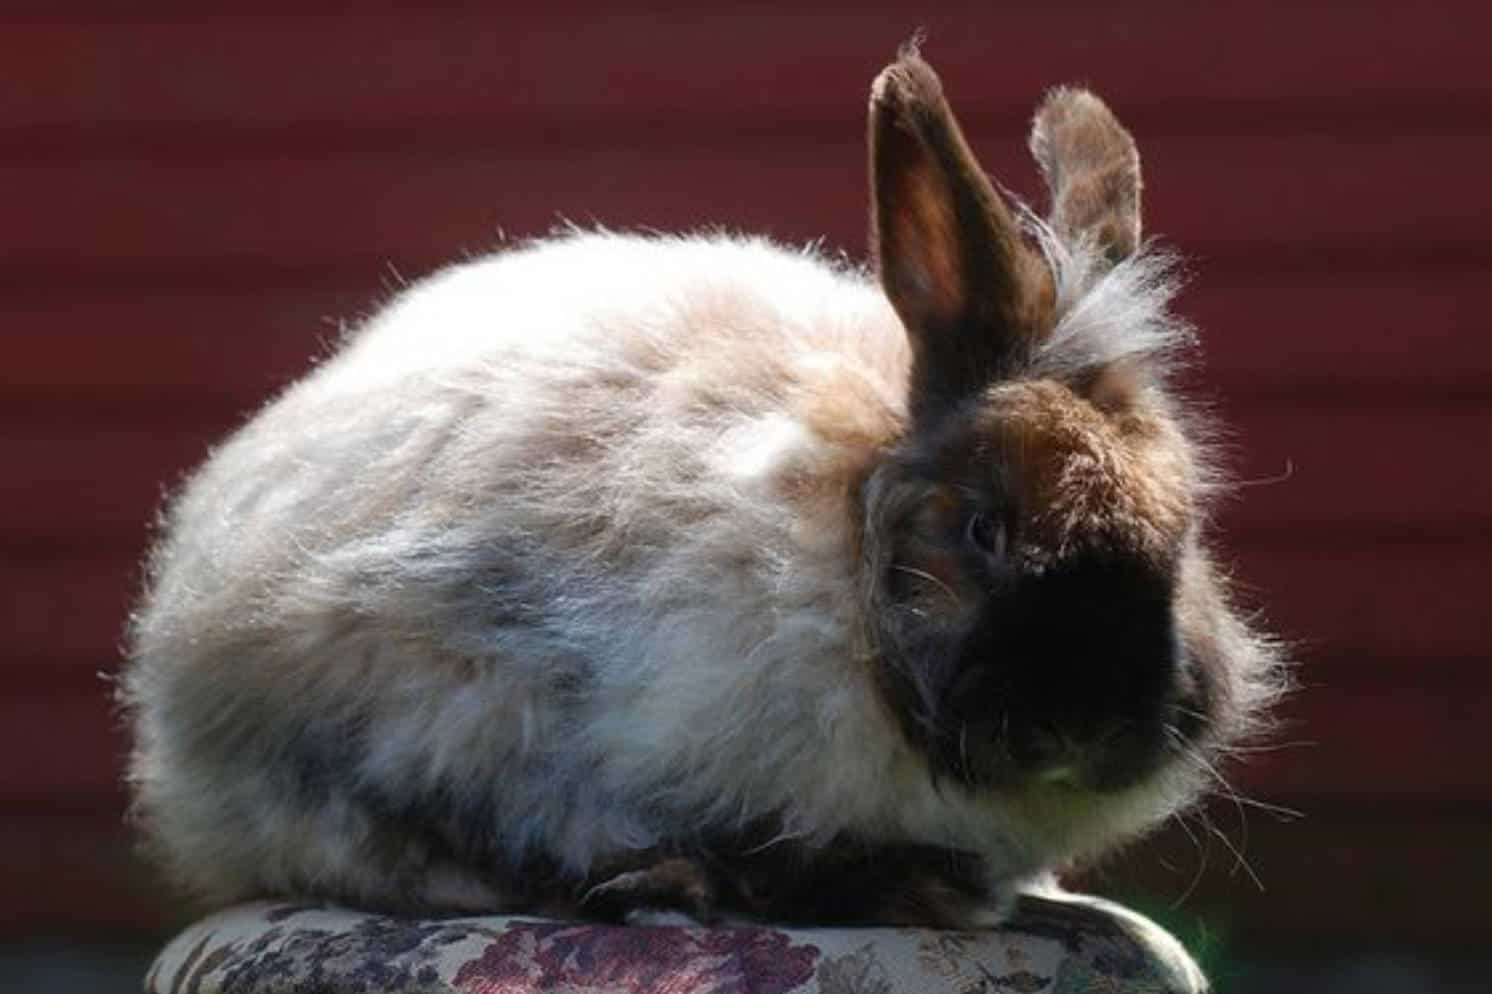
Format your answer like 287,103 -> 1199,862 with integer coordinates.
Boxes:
1029,87 -> 1142,268
870,52 -> 1051,418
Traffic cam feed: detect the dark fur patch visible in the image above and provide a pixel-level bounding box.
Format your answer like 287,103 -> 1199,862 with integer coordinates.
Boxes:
576,827 -> 992,927
719,835 -> 990,927
934,553 -> 1179,791
580,854 -> 719,922
260,706 -> 580,915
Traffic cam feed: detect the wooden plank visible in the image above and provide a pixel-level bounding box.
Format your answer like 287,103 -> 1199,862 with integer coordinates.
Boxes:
1230,535 -> 1492,665
1180,267 -> 1492,399
0,421 -> 223,542
4,268 -> 1489,407
0,810 -> 185,937
1215,404 -> 1492,532
0,284 -> 365,408
0,679 -> 127,797
3,4 -> 1488,136
1230,670 -> 1490,801
3,132 -> 1491,278
2,553 -> 143,668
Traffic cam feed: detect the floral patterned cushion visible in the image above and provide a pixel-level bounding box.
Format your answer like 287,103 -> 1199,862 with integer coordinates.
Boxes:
146,893 -> 1207,994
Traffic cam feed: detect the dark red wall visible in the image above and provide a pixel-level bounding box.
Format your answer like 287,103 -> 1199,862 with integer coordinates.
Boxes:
4,2 -> 1489,944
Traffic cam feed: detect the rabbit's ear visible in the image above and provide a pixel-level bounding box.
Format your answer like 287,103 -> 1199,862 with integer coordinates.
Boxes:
1029,87 -> 1141,268
870,52 -> 1051,417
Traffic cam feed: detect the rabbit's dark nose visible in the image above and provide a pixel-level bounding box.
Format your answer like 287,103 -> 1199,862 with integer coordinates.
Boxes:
1006,721 -> 1077,775
942,552 -> 1180,789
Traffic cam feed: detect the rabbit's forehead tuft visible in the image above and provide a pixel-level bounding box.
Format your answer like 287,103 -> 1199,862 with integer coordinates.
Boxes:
975,380 -> 1194,564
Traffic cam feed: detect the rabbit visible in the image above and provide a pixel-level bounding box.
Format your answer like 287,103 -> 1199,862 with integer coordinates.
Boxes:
121,49 -> 1284,927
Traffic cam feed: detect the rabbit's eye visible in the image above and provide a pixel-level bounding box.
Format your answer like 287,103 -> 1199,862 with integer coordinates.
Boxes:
965,510 -> 1007,559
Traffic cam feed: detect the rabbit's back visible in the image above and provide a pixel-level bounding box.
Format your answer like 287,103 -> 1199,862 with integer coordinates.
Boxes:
124,232 -> 941,909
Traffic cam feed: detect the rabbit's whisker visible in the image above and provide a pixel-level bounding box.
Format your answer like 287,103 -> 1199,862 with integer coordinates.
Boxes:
1162,726 -> 1277,892
1164,806 -> 1210,910
1237,459 -> 1295,488
891,564 -> 960,605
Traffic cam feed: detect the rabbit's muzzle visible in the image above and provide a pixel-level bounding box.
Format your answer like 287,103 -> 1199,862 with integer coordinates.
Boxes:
934,554 -> 1185,792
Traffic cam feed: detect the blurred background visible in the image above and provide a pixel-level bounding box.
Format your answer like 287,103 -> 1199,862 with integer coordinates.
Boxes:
3,2 -> 1489,991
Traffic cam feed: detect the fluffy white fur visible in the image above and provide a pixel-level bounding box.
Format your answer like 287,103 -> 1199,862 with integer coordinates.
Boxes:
125,230 -> 1239,914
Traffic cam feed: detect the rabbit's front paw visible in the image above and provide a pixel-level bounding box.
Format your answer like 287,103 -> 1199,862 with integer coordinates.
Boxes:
581,855 -> 719,924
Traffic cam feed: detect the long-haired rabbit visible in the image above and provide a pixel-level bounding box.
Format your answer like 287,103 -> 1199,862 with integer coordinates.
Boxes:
122,51 -> 1284,926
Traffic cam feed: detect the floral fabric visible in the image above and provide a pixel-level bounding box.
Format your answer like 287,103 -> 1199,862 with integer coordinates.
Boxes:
146,894 -> 1207,994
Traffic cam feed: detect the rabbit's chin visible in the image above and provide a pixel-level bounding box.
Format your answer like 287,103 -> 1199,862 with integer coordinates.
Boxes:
992,741 -> 1210,873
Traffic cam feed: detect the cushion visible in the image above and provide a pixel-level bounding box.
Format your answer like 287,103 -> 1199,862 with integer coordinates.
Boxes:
145,892 -> 1207,993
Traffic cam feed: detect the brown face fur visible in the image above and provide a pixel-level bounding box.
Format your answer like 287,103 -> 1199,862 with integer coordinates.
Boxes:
861,51 -> 1245,794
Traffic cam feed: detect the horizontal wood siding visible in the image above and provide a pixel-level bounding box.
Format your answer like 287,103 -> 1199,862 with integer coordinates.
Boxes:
2,1 -> 1487,939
